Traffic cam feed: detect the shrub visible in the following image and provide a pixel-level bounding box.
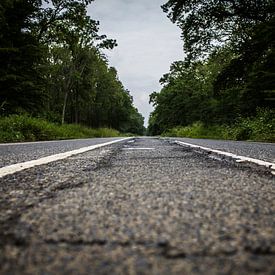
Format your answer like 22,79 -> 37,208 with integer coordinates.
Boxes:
162,108 -> 275,142
0,114 -> 121,142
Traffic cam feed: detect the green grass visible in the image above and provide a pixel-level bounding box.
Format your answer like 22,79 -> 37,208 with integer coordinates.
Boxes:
162,108 -> 275,142
0,114 -> 120,142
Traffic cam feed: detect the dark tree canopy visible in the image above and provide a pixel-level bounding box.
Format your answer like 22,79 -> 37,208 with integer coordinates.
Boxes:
162,0 -> 274,60
35,0 -> 117,49
0,0 -> 45,115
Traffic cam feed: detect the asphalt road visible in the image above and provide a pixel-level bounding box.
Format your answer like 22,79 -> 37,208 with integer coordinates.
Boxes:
0,138 -> 274,274
168,137 -> 275,163
0,137 -> 123,168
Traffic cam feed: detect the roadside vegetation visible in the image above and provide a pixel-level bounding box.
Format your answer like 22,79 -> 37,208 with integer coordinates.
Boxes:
0,0 -> 145,142
0,115 -> 121,142
163,108 -> 275,142
148,0 -> 275,142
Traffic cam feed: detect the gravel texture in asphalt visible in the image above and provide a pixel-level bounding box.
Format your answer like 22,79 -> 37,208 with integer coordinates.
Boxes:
0,137 -> 123,168
168,137 -> 275,163
0,138 -> 274,274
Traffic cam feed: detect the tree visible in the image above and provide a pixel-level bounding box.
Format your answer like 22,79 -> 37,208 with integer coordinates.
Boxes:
0,0 -> 46,115
34,0 -> 117,49
214,16 -> 275,115
33,0 -> 117,124
162,0 -> 274,60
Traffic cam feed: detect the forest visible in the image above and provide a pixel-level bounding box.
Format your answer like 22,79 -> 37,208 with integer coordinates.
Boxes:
0,0 -> 145,141
148,0 -> 275,141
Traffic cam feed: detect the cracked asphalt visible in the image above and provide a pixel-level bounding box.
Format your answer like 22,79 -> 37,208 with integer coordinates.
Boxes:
0,138 -> 274,274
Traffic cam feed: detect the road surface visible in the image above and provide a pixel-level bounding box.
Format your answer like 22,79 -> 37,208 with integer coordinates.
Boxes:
0,137 -> 123,168
167,137 -> 275,163
0,137 -> 274,274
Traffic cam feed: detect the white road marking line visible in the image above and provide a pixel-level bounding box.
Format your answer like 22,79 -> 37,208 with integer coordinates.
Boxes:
0,139 -> 84,146
0,138 -> 132,178
0,138 -> 119,146
175,141 -> 275,175
123,148 -> 155,150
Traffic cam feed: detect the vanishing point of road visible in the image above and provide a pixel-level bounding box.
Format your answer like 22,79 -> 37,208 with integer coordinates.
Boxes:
0,137 -> 274,274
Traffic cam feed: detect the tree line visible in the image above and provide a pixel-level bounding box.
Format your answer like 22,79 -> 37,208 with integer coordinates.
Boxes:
0,0 -> 145,135
148,0 -> 275,136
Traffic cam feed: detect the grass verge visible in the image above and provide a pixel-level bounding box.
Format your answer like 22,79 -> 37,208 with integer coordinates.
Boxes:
0,115 -> 120,142
162,109 -> 275,142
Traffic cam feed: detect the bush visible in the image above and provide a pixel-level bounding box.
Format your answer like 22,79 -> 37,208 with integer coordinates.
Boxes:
163,122 -> 228,140
226,108 -> 275,142
0,114 -> 120,142
162,108 -> 275,142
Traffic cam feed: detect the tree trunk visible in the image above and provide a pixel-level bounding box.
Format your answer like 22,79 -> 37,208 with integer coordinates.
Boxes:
61,90 -> 68,125
74,92 -> 79,124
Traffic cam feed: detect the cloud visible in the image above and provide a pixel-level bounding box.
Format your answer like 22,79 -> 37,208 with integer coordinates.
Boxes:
88,0 -> 183,126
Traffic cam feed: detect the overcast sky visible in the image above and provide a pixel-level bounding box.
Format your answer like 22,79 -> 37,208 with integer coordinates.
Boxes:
88,0 -> 183,126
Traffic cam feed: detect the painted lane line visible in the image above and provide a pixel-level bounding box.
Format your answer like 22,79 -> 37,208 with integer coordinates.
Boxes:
175,141 -> 275,175
0,139 -> 90,146
0,138 -> 120,146
0,138 -> 132,178
122,148 -> 155,150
